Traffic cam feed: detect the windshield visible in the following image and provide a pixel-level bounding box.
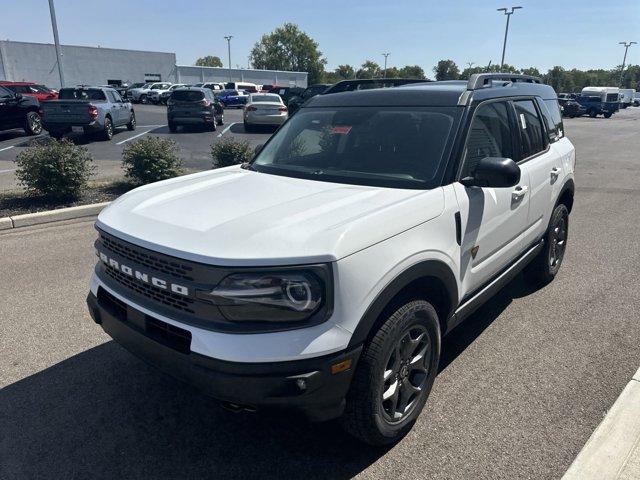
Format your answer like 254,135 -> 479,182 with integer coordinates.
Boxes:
250,94 -> 281,103
251,106 -> 459,189
59,88 -> 106,100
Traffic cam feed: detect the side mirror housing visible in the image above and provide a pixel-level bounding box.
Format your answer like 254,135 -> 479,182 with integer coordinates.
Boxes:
460,157 -> 520,188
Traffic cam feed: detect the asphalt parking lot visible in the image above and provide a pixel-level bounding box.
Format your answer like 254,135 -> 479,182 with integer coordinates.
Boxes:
0,103 -> 272,191
1,108 -> 640,479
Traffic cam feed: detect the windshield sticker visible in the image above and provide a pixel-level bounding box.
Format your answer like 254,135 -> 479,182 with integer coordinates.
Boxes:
331,126 -> 352,134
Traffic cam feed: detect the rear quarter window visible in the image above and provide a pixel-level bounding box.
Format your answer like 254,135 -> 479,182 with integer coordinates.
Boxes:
540,99 -> 564,143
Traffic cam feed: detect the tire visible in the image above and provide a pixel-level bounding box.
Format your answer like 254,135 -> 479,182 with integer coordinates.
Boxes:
168,122 -> 178,133
341,299 -> 441,446
126,111 -> 136,131
102,117 -> 114,140
604,112 -> 612,118
24,111 -> 43,136
588,109 -> 597,118
524,203 -> 569,286
140,94 -> 147,104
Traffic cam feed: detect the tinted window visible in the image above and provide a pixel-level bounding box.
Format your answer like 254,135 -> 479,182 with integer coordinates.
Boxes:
541,99 -> 564,143
59,88 -> 106,100
171,90 -> 204,102
513,100 -> 545,159
0,86 -> 13,98
250,94 -> 281,103
252,106 -> 458,189
461,101 -> 514,178
112,91 -> 123,102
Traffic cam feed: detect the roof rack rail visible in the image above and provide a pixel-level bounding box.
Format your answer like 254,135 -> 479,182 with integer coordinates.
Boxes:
466,73 -> 542,90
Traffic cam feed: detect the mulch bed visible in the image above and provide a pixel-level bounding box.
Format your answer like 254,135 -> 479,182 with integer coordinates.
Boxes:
0,182 -> 135,218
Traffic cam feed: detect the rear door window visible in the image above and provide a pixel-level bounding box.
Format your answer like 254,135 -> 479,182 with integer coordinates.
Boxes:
513,99 -> 546,159
461,101 -> 515,179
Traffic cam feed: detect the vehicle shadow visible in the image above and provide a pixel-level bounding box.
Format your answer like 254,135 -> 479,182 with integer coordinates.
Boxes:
439,272 -> 540,372
231,123 -> 277,135
0,130 -> 28,143
1,341 -> 389,480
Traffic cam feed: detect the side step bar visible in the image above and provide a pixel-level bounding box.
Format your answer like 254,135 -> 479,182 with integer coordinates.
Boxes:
446,240 -> 544,333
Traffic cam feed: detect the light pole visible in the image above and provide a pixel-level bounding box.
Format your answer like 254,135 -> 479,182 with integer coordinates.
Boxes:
382,52 -> 390,78
618,41 -> 637,87
224,35 -> 233,83
48,0 -> 65,87
497,6 -> 522,69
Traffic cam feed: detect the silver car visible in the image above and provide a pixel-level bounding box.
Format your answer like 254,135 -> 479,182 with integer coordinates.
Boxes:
243,93 -> 288,131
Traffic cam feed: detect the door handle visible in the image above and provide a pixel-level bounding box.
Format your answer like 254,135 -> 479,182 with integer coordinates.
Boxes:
512,185 -> 528,201
550,167 -> 561,180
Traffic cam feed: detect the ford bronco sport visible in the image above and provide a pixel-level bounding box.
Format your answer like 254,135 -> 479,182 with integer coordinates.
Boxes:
87,73 -> 575,445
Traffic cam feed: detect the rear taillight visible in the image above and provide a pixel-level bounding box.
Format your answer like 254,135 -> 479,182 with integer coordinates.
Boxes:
279,106 -> 288,112
88,105 -> 98,119
198,99 -> 210,107
246,106 -> 257,111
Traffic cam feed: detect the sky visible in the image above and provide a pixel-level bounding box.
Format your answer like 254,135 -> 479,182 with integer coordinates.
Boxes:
1,0 -> 639,74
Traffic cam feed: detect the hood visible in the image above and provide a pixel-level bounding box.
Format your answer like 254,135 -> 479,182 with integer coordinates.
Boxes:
97,167 -> 445,266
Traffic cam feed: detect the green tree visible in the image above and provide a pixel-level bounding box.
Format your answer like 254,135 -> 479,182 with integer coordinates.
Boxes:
250,23 -> 327,84
398,65 -> 426,79
433,60 -> 460,80
195,55 -> 223,67
521,67 -> 541,77
356,60 -> 381,79
335,64 -> 355,79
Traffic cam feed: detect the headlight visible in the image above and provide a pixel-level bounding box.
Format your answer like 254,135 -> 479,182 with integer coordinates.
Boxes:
196,271 -> 324,322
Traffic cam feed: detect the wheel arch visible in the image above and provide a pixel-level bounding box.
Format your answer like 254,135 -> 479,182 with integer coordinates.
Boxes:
348,260 -> 458,348
557,178 -> 575,213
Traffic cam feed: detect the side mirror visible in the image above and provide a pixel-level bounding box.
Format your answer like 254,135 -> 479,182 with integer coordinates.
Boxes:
460,157 -> 520,188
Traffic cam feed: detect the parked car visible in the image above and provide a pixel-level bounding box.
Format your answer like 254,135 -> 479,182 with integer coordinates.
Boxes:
574,94 -> 618,118
0,85 -> 43,135
0,81 -> 58,102
148,83 -> 183,104
217,89 -> 249,108
618,89 -> 635,108
123,82 -> 146,99
158,84 -> 187,105
634,92 -> 640,107
167,87 -> 223,132
243,93 -> 288,131
41,86 -> 135,140
128,82 -> 172,104
202,82 -> 225,92
267,86 -> 305,105
225,81 -> 258,93
287,84 -> 332,114
100,83 -> 129,98
87,73 -> 575,445
558,98 -> 586,117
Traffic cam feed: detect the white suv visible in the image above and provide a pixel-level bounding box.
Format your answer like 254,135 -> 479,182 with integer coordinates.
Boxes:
87,74 -> 575,445
128,82 -> 172,104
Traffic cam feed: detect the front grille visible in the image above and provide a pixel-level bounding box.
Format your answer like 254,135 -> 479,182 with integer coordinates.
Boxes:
104,264 -> 195,314
101,234 -> 194,281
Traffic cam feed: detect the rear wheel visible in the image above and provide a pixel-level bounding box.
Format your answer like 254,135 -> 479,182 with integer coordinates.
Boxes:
342,299 -> 440,445
524,203 -> 569,286
101,117 -> 114,140
588,109 -> 597,118
24,111 -> 43,136
126,111 -> 136,131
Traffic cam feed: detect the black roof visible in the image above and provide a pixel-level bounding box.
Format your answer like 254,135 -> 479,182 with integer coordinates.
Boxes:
305,74 -> 557,108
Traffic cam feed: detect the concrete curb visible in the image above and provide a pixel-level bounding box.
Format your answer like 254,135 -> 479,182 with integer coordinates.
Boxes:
562,369 -> 640,480
0,201 -> 110,230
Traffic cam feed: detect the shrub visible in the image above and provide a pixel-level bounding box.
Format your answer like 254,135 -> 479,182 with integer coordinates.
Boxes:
121,136 -> 183,185
14,139 -> 94,200
211,138 -> 253,168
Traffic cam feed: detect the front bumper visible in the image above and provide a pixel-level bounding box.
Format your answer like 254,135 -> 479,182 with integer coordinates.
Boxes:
87,289 -> 361,421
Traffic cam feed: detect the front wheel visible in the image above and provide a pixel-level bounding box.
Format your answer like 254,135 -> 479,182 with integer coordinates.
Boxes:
604,112 -> 612,118
342,299 -> 441,445
524,203 -> 569,286
127,111 -> 136,131
140,94 -> 147,104
24,111 -> 43,136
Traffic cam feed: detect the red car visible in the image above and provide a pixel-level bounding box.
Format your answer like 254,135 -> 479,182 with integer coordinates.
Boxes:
0,81 -> 58,102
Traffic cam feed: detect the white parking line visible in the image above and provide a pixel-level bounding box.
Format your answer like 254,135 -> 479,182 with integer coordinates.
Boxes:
116,130 -> 152,145
217,122 -> 236,138
135,124 -> 165,128
0,145 -> 15,152
0,168 -> 16,174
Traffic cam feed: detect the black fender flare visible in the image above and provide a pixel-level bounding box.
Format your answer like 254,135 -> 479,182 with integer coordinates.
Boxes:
347,260 -> 458,348
557,177 -> 575,212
